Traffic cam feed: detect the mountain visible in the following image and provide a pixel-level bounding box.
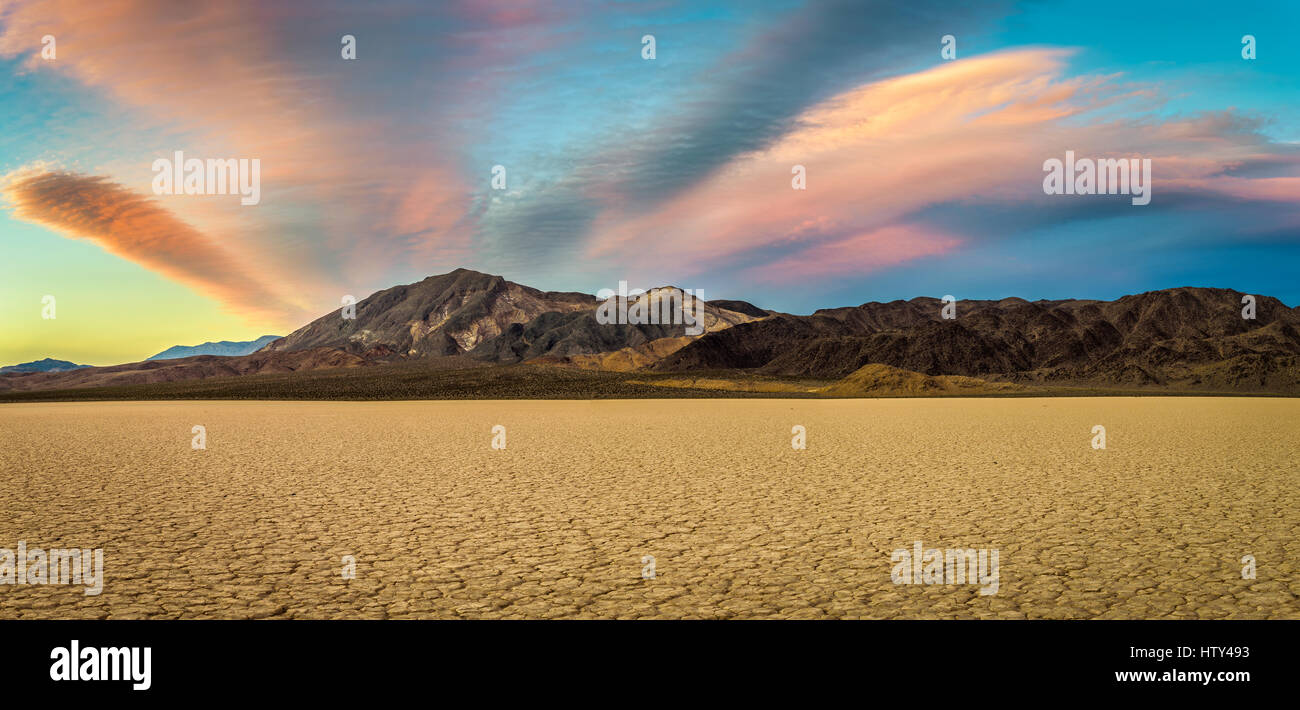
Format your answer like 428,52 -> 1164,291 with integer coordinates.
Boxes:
262,270 -> 763,363
653,288 -> 1300,392
1,270 -> 764,394
147,335 -> 281,360
0,358 -> 90,373
260,268 -> 596,357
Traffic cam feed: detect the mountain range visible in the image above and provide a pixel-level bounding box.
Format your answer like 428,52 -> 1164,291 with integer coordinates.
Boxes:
2,268 -> 1297,396
146,335 -> 281,360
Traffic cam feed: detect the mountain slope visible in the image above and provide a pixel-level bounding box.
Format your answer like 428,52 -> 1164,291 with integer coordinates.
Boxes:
820,363 -> 1023,396
476,287 -> 765,364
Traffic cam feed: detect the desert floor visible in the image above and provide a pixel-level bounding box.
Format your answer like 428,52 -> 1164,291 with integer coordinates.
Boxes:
1,398 -> 1296,619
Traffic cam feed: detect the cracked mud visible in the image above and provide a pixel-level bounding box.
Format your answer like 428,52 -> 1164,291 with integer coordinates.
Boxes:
1,398 -> 1296,619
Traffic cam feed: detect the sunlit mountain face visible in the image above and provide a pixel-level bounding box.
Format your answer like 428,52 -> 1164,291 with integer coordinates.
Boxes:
1,0 -> 1297,366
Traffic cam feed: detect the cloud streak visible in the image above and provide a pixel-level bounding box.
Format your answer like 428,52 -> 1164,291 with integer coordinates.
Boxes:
3,169 -> 300,322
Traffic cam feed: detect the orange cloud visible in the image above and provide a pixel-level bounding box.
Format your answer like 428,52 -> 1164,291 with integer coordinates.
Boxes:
3,169 -> 304,323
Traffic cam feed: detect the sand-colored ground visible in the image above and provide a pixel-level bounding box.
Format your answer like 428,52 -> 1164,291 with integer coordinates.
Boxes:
0,398 -> 1296,619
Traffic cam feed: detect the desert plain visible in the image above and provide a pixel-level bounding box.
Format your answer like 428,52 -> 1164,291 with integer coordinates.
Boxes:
0,397 -> 1296,619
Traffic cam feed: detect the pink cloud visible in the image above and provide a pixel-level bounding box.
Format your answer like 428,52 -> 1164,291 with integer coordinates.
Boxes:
746,224 -> 964,284
1163,176 -> 1300,202
584,48 -> 1296,282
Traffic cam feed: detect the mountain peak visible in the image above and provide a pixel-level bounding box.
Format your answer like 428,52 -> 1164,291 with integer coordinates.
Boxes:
263,269 -> 596,357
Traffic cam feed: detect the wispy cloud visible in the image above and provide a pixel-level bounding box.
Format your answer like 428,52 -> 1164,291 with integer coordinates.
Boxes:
583,48 -> 1300,284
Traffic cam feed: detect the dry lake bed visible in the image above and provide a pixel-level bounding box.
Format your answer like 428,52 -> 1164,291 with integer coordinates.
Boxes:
1,398 -> 1296,619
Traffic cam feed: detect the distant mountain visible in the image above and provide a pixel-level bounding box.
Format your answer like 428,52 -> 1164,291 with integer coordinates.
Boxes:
0,348 -> 365,392
147,335 -> 281,360
0,357 -> 90,374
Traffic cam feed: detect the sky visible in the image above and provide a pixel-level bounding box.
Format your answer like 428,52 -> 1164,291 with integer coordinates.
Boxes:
0,0 -> 1296,366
